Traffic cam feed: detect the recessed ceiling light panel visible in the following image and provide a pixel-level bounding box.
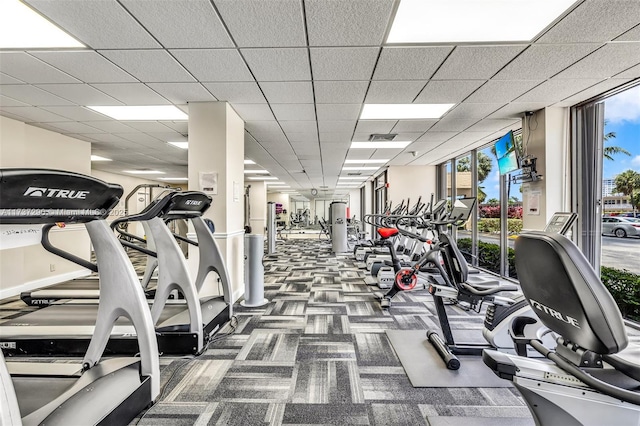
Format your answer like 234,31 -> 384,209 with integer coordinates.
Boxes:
0,0 -> 85,48
123,170 -> 165,175
387,0 -> 577,43
345,159 -> 390,164
361,104 -> 454,120
90,155 -> 112,162
168,141 -> 188,149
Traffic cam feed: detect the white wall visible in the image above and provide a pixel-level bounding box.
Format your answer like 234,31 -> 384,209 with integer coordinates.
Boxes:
387,165 -> 437,209
521,107 -> 569,230
245,180 -> 267,235
348,189 -> 361,220
0,116 -> 92,298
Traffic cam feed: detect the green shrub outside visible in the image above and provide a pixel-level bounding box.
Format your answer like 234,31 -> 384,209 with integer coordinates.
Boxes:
601,266 -> 640,322
457,238 -> 640,322
477,218 -> 523,234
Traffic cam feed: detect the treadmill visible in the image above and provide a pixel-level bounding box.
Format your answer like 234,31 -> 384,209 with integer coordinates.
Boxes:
1,190 -> 232,356
0,168 -> 159,425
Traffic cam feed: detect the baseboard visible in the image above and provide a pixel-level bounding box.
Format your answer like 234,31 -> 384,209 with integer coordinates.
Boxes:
0,269 -> 91,300
233,287 -> 245,304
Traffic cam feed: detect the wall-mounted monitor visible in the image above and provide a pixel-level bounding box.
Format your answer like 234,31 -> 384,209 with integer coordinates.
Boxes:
494,131 -> 520,175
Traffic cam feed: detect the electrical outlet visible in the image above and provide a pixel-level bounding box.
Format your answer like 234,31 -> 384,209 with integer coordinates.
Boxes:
50,264 -> 56,272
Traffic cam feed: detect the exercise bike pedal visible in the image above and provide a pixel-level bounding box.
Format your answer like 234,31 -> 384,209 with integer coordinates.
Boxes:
380,298 -> 391,309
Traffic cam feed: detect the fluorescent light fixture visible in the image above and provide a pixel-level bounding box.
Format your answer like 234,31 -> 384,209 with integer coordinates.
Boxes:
338,176 -> 368,180
267,184 -> 290,188
158,177 -> 188,181
243,170 -> 269,174
248,176 -> 278,180
90,155 -> 112,162
244,159 -> 256,165
0,0 -> 85,48
345,159 -> 389,164
387,0 -> 577,43
361,104 -> 454,120
123,170 -> 166,175
168,141 -> 188,149
350,141 -> 412,149
342,166 -> 380,171
88,105 -> 188,121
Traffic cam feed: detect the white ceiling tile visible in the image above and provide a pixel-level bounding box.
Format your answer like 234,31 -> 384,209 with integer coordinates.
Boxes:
0,107 -> 69,122
433,46 -> 526,80
319,132 -> 353,142
391,120 -> 437,133
121,121 -> 173,132
0,73 -> 25,85
245,121 -> 282,134
91,83 -> 171,104
310,48 -> 379,81
242,48 -> 310,81
27,122 -> 68,133
465,119 -> 521,133
554,78 -> 632,107
354,121 -> 397,134
0,95 -> 29,107
99,50 -> 195,82
0,53 -> 79,84
43,121 -> 104,133
411,132 -> 454,147
146,83 -> 216,104
616,23 -> 640,41
25,0 -> 161,48
261,82 -> 314,103
429,118 -> 478,132
318,120 -> 356,133
271,104 -> 316,121
614,63 -> 640,79
487,102 -> 552,119
280,120 -> 318,133
465,80 -> 543,103
286,132 -> 319,143
514,78 -> 602,103
79,133 -> 132,144
203,82 -> 266,103
40,106 -> 111,121
305,0 -> 395,46
316,104 -> 361,121
36,84 -> 121,105
365,81 -> 427,103
314,81 -> 368,104
554,43 -> 640,79
29,51 -> 137,83
444,103 -> 506,120
115,132 -> 163,145
160,121 -> 189,133
0,85 -> 73,106
414,80 -> 486,103
231,104 -> 275,121
493,44 -> 600,80
214,0 -> 306,47
83,120 -> 136,133
120,0 -> 233,48
171,50 -> 253,82
393,132 -> 424,142
373,47 -> 453,80
537,0 -> 640,44
147,132 -> 185,142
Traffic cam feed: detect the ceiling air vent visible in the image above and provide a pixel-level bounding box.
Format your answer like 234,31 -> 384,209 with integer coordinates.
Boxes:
347,172 -> 362,176
369,133 -> 397,142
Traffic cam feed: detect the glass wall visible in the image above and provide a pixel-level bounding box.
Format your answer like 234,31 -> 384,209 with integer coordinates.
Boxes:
475,144 -> 503,275
455,155 -> 473,260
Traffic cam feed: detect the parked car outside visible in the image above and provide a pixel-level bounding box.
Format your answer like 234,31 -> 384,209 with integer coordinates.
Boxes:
618,212 -> 640,218
602,216 -> 640,238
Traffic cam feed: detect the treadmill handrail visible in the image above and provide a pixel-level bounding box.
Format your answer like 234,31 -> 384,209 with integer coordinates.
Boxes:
41,224 -> 98,273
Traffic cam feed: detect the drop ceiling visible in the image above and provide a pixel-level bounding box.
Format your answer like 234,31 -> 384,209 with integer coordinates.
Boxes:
1,0 -> 639,198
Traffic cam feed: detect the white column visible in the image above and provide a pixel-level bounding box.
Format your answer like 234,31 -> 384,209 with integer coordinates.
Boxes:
246,180 -> 267,235
188,102 -> 245,303
521,107 -> 570,230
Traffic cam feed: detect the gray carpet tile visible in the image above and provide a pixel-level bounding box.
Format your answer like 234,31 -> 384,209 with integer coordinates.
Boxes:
1,238 -> 536,425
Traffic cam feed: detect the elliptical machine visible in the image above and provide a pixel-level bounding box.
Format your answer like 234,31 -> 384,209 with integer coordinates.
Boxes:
483,231 -> 640,426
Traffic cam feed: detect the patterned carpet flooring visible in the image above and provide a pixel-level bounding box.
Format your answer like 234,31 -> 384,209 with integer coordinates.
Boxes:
133,239 -> 534,426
